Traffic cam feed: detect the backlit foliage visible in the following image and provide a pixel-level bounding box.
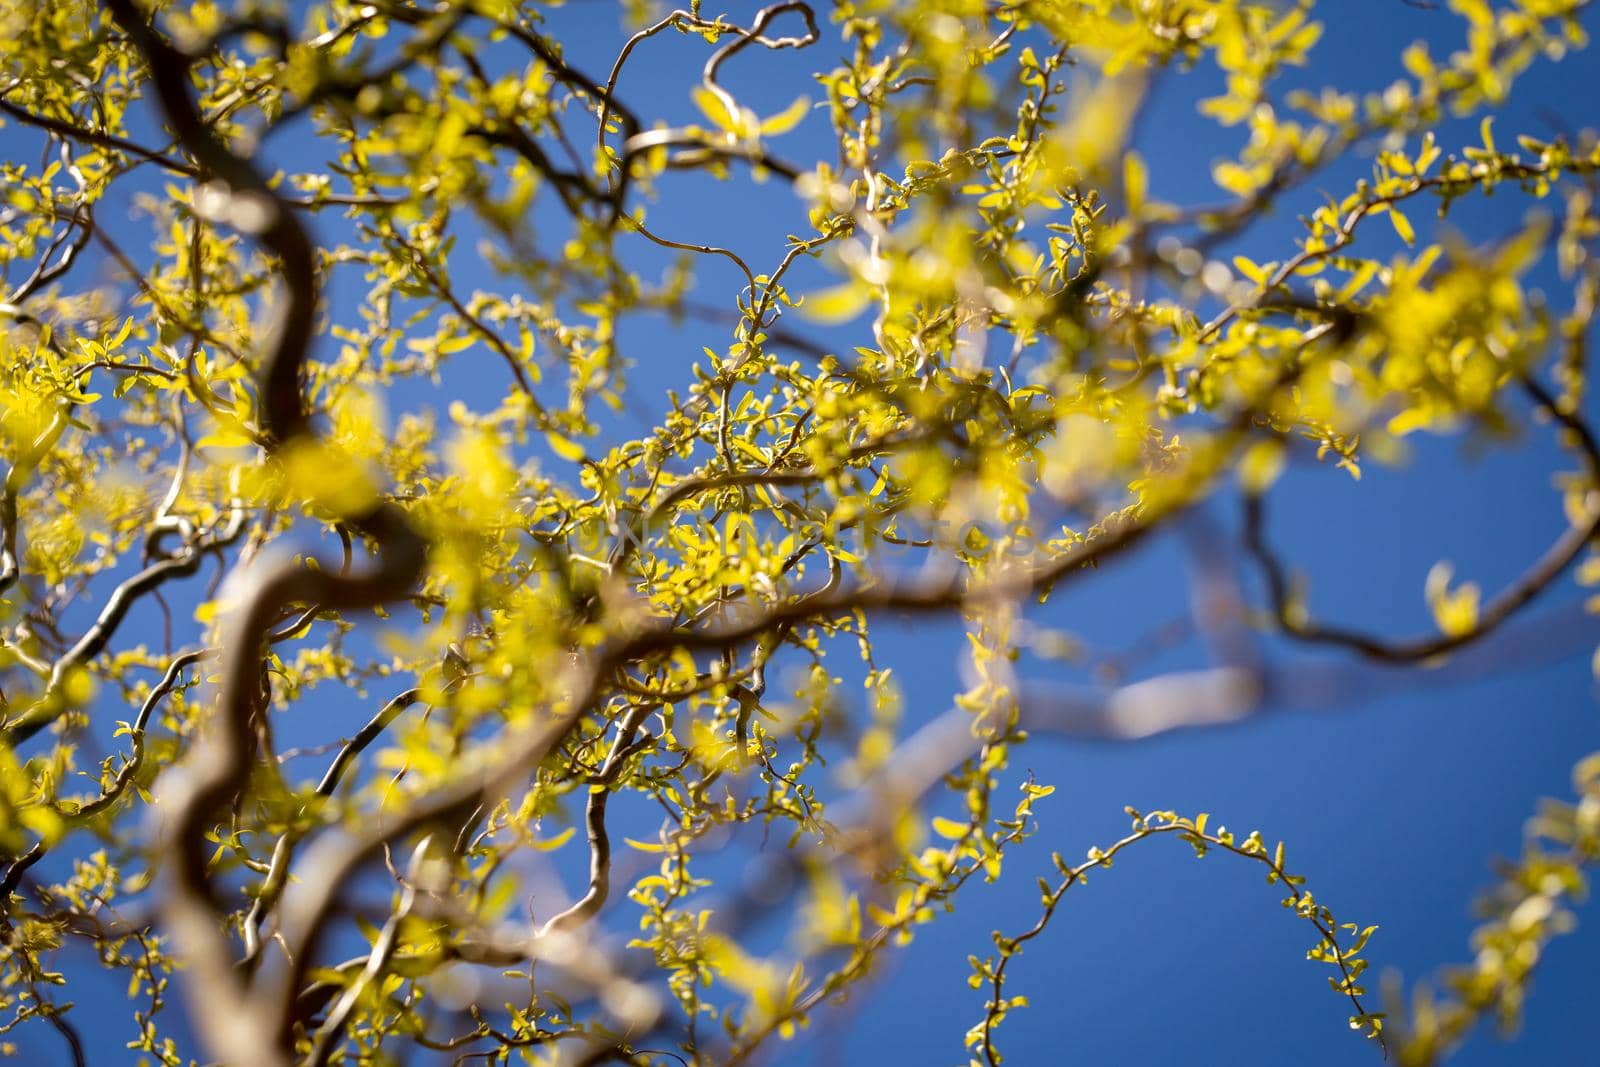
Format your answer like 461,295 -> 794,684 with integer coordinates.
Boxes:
0,0 -> 1597,1064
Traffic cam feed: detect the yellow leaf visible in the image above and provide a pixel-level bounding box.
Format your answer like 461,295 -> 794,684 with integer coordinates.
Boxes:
531,826 -> 576,851
1425,562 -> 1480,638
799,282 -> 871,324
1123,150 -> 1148,211
760,96 -> 811,136
624,837 -> 665,853
547,432 -> 587,463
1389,208 -> 1415,246
1232,256 -> 1268,286
1239,440 -> 1286,492
1212,161 -> 1258,197
691,85 -> 739,133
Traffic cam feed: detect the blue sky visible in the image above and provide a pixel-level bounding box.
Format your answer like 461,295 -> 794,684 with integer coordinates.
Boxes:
6,1 -> 1600,1065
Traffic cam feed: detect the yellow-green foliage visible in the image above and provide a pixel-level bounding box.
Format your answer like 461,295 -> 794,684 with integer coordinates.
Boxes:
0,1 -> 1595,1064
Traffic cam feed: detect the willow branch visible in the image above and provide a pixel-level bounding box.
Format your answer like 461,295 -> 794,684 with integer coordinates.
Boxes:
537,702 -> 656,938
238,687 -> 424,969
102,3 -> 429,1065
1244,375 -> 1600,662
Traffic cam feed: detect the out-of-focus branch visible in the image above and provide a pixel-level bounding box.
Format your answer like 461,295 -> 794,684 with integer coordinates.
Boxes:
249,371 -> 1311,1040
687,538 -> 1600,1063
102,2 -> 429,1065
264,677 -> 597,1038
853,593 -> 1600,832
239,686 -> 424,969
302,838 -> 430,1067
0,407 -> 68,597
1244,375 -> 1600,662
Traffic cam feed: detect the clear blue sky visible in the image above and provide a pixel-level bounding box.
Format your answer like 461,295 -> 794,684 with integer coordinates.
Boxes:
6,2 -> 1600,1065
